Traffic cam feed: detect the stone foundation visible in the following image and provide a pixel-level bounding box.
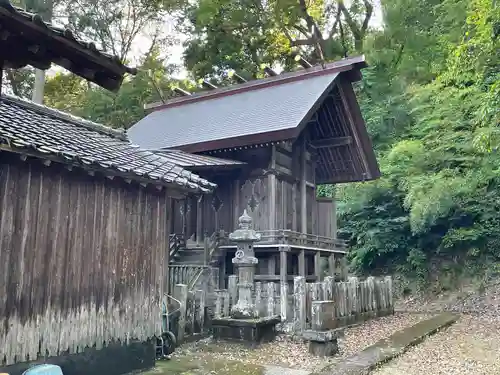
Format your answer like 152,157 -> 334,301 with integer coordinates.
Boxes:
303,329 -> 342,357
309,340 -> 339,357
0,340 -> 155,375
211,316 -> 281,346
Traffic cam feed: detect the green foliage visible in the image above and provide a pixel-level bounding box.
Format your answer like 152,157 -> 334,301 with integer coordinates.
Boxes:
338,0 -> 500,285
44,52 -> 187,128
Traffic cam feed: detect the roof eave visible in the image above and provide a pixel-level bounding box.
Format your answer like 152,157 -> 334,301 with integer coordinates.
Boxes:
0,2 -> 137,91
168,128 -> 298,154
0,143 -> 216,194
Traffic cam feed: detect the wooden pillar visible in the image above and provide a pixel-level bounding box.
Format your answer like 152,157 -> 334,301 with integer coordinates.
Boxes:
233,179 -> 240,231
0,60 -> 3,95
280,250 -> 288,283
298,250 -> 306,277
332,197 -> 337,239
182,199 -> 188,238
300,138 -> 307,234
328,253 -> 336,278
340,255 -> 348,280
219,250 -> 227,288
268,254 -> 276,275
314,252 -> 322,281
196,195 -> 203,246
292,184 -> 297,231
269,145 -> 277,231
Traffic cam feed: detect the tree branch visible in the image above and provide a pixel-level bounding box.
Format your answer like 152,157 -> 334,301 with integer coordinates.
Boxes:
327,4 -> 342,40
361,0 -> 373,34
337,0 -> 360,37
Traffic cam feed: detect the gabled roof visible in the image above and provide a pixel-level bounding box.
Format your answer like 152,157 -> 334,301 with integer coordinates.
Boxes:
128,56 -> 367,152
127,55 -> 379,184
0,0 -> 136,91
0,95 -> 216,193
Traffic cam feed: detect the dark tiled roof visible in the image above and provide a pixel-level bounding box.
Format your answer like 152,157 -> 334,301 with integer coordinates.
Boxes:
128,56 -> 367,152
158,150 -> 246,170
0,95 -> 216,193
128,70 -> 341,151
0,0 -> 136,91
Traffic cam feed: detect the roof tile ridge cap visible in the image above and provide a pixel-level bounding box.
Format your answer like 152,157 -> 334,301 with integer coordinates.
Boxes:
147,55 -> 366,111
1,94 -> 129,141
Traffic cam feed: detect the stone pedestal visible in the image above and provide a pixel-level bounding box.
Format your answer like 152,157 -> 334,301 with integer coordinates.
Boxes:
303,329 -> 341,357
211,316 -> 281,347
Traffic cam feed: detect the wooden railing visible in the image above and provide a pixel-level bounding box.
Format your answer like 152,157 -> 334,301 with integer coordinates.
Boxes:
204,230 -> 226,265
221,229 -> 347,252
168,264 -> 209,293
169,233 -> 185,259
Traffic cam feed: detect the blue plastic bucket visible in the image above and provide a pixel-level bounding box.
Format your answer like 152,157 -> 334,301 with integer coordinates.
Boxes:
22,364 -> 63,375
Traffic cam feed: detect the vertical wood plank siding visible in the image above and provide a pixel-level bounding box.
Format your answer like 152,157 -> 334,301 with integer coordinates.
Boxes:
0,157 -> 169,366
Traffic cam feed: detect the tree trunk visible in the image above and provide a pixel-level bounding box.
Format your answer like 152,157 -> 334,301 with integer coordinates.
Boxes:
32,68 -> 45,104
31,0 -> 53,104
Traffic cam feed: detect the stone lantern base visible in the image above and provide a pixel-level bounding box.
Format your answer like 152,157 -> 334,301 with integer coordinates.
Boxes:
211,316 -> 281,347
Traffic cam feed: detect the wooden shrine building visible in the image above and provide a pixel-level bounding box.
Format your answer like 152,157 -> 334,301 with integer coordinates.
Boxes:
128,55 -> 380,288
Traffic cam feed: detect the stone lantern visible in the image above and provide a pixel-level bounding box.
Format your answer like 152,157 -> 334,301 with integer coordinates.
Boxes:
229,210 -> 261,318
211,210 -> 281,346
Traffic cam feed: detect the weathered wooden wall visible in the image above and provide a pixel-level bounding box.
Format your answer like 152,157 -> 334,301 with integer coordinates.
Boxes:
170,141 -> 337,238
0,156 -> 170,366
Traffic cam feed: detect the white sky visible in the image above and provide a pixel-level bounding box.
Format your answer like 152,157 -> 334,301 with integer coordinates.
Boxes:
48,0 -> 383,80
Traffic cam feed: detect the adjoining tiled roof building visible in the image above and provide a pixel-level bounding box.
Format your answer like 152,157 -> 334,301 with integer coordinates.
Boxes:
0,95 -> 216,193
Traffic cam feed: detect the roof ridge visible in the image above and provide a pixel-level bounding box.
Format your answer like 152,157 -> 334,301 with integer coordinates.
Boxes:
1,94 -> 129,141
144,55 -> 367,112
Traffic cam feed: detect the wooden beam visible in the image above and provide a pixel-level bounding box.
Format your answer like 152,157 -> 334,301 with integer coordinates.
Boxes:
310,136 -> 352,149
173,87 -> 191,96
294,54 -> 312,69
228,70 -> 247,83
263,66 -> 278,77
202,80 -> 217,90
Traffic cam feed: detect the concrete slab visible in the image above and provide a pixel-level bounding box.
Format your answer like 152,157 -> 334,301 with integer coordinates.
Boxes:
317,312 -> 459,375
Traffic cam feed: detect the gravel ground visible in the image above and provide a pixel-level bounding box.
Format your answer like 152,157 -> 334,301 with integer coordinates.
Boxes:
173,313 -> 433,373
371,316 -> 500,375
373,280 -> 500,375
